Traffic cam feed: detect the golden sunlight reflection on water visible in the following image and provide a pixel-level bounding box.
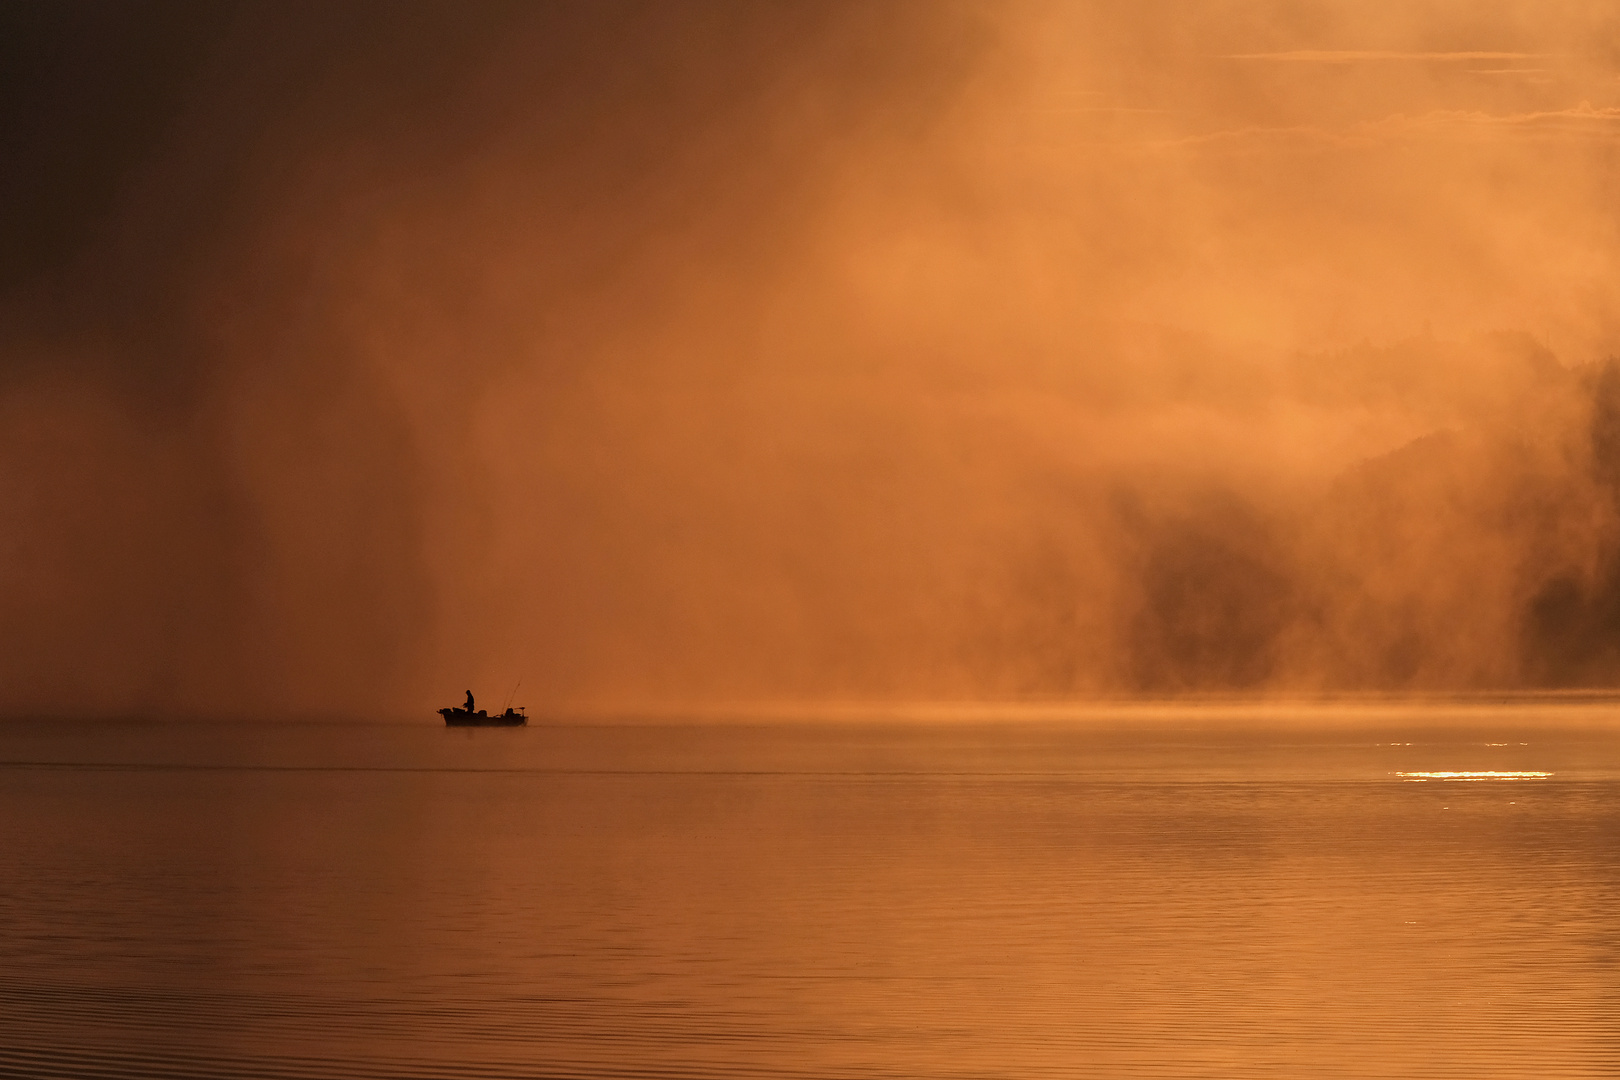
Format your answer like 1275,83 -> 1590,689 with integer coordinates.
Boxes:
1,712 -> 1618,1078
1396,771 -> 1554,780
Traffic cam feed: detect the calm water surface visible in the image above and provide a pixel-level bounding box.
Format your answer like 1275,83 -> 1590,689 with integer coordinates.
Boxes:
3,707 -> 1619,1078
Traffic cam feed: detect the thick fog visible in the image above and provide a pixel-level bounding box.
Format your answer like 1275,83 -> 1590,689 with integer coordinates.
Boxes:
2,1 -> 1618,715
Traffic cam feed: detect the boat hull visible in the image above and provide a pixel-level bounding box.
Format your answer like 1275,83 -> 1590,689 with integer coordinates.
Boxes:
439,708 -> 526,727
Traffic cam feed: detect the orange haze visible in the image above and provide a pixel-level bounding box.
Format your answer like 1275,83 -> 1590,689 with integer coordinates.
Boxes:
2,1 -> 1619,715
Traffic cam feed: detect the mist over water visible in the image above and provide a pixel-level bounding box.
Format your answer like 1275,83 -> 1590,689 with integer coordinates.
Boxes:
3,1 -> 1620,714
10,12 -> 1620,1076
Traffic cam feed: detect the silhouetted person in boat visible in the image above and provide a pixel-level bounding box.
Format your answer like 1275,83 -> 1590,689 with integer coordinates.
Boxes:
465,690 -> 475,713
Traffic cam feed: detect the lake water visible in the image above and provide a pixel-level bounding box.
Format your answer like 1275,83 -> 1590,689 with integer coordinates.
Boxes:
3,704 -> 1619,1078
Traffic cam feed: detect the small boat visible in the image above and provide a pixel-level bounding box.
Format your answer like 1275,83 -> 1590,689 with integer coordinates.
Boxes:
439,706 -> 526,727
